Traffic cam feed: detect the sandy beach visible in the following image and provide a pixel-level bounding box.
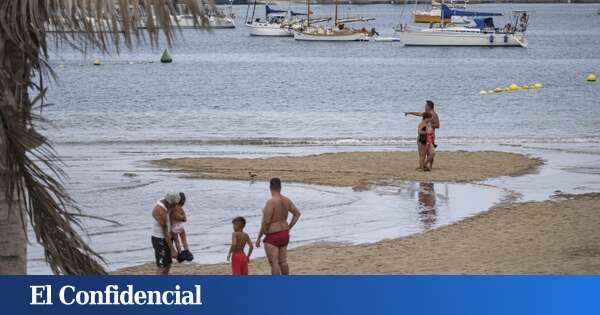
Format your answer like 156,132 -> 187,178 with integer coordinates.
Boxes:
118,193 -> 600,274
154,151 -> 541,189
115,150 -> 600,275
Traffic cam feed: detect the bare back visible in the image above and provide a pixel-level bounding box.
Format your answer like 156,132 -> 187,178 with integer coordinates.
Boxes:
264,195 -> 294,234
231,231 -> 249,253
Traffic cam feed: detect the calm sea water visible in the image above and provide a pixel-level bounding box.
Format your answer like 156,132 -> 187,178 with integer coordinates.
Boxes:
28,4 -> 600,273
45,3 -> 600,145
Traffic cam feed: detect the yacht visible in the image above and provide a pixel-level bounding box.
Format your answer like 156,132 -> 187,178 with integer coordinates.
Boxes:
398,7 -> 529,47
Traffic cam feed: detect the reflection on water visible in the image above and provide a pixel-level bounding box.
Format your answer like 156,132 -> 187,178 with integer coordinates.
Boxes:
418,183 -> 437,229
26,140 -> 600,274
26,143 -> 506,273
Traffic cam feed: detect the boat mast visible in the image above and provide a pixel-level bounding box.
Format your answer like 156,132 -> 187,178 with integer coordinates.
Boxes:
307,0 -> 311,26
334,0 -> 338,26
441,0 -> 445,28
251,0 -> 258,23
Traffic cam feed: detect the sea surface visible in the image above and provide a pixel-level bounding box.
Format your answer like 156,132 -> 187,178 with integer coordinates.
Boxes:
28,4 -> 600,273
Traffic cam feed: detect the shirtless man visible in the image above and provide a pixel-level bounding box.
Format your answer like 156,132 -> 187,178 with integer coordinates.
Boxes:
256,178 -> 301,275
151,192 -> 186,275
405,100 -> 441,168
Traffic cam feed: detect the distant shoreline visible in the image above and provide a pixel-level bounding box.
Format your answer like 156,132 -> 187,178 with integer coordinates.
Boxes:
221,1 -> 600,5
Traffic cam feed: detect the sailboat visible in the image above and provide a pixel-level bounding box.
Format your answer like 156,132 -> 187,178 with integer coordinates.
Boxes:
293,0 -> 375,41
246,4 -> 306,37
397,5 -> 529,47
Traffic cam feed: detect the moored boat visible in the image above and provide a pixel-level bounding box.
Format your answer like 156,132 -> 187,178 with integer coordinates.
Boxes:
293,0 -> 375,41
245,4 -> 306,37
398,6 -> 529,47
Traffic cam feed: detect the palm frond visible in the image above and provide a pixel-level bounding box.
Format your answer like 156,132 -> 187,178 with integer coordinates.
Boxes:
0,0 -> 215,274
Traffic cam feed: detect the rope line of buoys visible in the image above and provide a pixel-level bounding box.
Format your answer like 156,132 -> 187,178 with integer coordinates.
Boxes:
479,82 -> 543,95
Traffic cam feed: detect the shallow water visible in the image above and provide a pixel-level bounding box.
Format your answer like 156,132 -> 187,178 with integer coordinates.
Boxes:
26,4 -> 600,273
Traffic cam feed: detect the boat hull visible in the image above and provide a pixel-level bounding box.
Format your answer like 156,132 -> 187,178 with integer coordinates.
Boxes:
293,30 -> 369,41
398,30 -> 527,47
247,23 -> 293,36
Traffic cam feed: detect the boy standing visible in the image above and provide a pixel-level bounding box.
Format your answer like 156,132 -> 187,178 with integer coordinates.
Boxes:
227,217 -> 253,275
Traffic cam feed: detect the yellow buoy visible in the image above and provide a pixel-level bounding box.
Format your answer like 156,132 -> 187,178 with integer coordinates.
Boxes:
533,83 -> 543,89
494,87 -> 503,93
479,90 -> 488,95
587,73 -> 598,82
487,90 -> 494,94
509,83 -> 520,91
93,59 -> 101,66
522,84 -> 529,89
504,87 -> 511,92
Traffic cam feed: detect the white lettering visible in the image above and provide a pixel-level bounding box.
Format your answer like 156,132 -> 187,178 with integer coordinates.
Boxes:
75,290 -> 90,305
30,285 -> 52,305
162,291 -> 174,305
134,290 -> 146,305
59,285 -> 76,305
51,284 -> 202,306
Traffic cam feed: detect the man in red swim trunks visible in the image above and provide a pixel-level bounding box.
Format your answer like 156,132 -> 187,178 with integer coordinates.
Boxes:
256,178 -> 301,275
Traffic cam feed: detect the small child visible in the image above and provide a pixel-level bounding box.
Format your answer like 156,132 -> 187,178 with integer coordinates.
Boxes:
171,192 -> 193,263
227,216 -> 253,275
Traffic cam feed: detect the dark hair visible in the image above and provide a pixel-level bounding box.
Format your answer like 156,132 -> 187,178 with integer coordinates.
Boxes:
423,112 -> 432,119
425,100 -> 434,109
179,192 -> 186,206
232,216 -> 246,228
270,177 -> 282,191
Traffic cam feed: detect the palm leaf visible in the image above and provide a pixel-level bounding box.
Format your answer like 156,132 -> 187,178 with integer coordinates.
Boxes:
0,0 -> 215,274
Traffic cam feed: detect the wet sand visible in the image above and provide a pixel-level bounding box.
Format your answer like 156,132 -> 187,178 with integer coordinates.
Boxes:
117,193 -> 600,274
153,151 -> 541,189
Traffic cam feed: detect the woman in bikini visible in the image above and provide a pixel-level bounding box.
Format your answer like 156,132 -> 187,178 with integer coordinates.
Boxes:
418,112 -> 436,171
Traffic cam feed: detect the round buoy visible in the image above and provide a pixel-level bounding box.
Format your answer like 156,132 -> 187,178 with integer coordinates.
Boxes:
533,83 -> 543,89
509,83 -> 520,91
587,73 -> 598,82
522,84 -> 529,90
487,90 -> 494,94
160,49 -> 173,63
479,90 -> 488,95
494,87 -> 503,93
93,59 -> 101,66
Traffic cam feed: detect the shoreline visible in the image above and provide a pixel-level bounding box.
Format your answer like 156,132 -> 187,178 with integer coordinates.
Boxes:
117,193 -> 600,274
153,151 -> 542,190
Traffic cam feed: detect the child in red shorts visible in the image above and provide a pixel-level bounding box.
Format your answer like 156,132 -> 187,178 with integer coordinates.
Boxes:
227,216 -> 253,275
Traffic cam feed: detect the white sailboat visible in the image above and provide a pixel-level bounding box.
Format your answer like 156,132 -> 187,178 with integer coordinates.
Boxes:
293,0 -> 375,41
397,6 -> 529,47
245,4 -> 304,37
